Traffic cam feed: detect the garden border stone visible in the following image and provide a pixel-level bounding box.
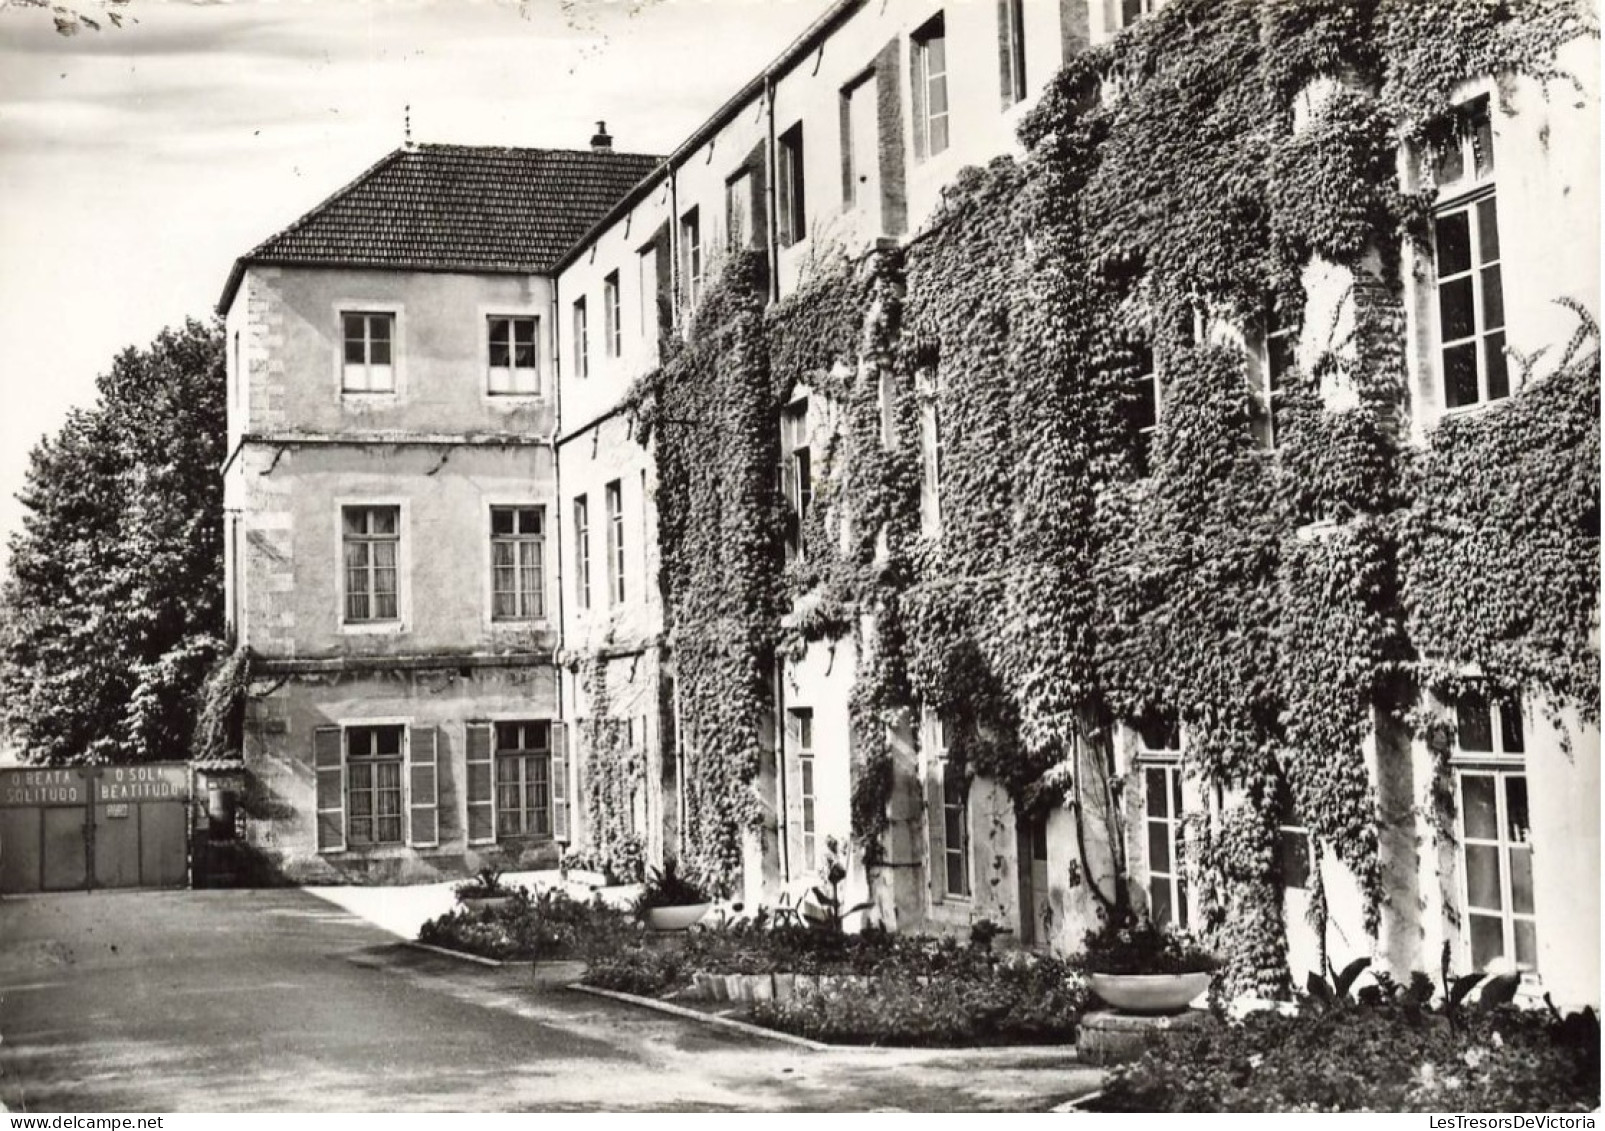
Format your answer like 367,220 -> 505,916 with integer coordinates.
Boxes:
570,983 -> 834,1051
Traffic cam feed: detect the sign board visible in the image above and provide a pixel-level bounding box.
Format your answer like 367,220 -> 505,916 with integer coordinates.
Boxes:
106,804 -> 130,818
94,764 -> 187,803
0,767 -> 90,808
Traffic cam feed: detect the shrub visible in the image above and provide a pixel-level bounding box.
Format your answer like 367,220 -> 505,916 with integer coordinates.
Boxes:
419,885 -> 637,962
632,860 -> 713,918
583,946 -> 692,997
750,954 -> 1089,1047
1072,913 -> 1217,976
1091,995 -> 1601,1112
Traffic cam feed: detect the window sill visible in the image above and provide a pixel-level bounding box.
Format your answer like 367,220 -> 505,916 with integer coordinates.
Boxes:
1440,396 -> 1512,420
485,393 -> 547,404
340,621 -> 407,636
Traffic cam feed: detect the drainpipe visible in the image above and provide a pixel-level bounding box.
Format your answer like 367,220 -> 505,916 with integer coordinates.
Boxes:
764,73 -> 781,303
550,273 -> 572,844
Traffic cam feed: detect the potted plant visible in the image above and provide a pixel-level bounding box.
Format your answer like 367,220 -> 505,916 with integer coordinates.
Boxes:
1076,913 -> 1216,1014
634,860 -> 713,932
455,867 -> 515,913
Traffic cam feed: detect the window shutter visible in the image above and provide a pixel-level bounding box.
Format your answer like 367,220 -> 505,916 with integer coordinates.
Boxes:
408,725 -> 439,849
314,726 -> 345,853
926,761 -> 946,905
551,721 -> 571,842
466,722 -> 495,846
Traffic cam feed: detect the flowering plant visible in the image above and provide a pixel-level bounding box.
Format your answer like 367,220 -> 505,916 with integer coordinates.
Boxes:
1076,913 -> 1217,976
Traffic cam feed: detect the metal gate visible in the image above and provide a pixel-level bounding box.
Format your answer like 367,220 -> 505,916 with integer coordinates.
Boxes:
0,764 -> 189,894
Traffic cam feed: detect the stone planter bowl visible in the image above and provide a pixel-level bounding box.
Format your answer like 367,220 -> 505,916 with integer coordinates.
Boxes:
645,902 -> 711,932
459,895 -> 514,914
1087,971 -> 1212,1014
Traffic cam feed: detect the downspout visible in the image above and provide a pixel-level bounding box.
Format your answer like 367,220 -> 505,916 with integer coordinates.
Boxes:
550,271 -> 572,844
764,72 -> 781,303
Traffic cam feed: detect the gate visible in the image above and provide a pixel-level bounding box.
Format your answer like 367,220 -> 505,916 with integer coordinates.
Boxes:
0,764 -> 189,894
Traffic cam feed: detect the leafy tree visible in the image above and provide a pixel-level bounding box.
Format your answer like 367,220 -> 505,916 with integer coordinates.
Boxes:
0,319 -> 225,765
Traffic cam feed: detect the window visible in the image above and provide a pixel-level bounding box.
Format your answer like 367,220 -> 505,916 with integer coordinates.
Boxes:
1126,342 -> 1158,476
942,757 -> 971,898
490,506 -> 544,621
1254,304 -> 1296,450
681,207 -> 703,306
1452,687 -> 1535,974
726,171 -> 755,251
792,707 -> 817,872
918,371 -> 942,534
342,312 -> 394,393
495,721 -> 552,839
1276,770 -> 1311,890
487,315 -> 538,395
603,273 -> 621,359
778,123 -> 807,248
998,0 -> 1026,107
346,725 -> 404,846
573,297 -> 589,379
574,495 -> 591,611
1433,101 -> 1505,411
912,15 -> 950,161
783,400 -> 812,559
342,506 -> 399,623
1136,710 -> 1186,928
605,479 -> 625,604
1119,0 -> 1159,29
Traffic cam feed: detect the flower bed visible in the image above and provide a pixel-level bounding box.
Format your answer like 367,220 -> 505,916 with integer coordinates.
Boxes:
1088,985 -> 1601,1112
578,924 -> 1089,1047
417,885 -> 635,963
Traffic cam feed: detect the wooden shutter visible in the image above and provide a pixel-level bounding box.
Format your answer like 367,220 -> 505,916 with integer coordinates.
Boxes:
927,759 -> 946,905
408,725 -> 439,848
466,722 -> 495,846
551,721 -> 570,842
314,726 -> 345,853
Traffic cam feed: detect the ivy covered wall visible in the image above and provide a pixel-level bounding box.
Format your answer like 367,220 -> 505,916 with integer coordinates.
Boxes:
627,0 -> 1598,994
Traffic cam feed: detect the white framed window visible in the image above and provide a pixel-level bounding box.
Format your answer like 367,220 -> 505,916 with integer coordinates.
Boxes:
603,272 -> 622,359
487,315 -> 539,396
912,14 -> 949,161
346,724 -> 404,846
341,312 -> 394,393
573,297 -> 589,379
574,495 -> 591,611
1432,98 -> 1505,411
495,720 -> 553,839
998,0 -> 1026,107
782,399 -> 812,559
490,506 -> 544,622
1276,769 -> 1311,891
342,505 -> 400,623
1452,687 -> 1536,974
605,479 -> 625,604
918,369 -> 942,535
941,757 -> 970,899
681,207 -> 703,307
1127,342 -> 1158,476
778,123 -> 807,248
1254,303 -> 1296,451
792,707 -> 817,872
1136,710 -> 1186,928
1119,0 -> 1159,29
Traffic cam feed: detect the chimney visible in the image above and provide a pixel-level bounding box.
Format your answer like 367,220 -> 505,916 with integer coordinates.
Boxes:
590,120 -> 613,153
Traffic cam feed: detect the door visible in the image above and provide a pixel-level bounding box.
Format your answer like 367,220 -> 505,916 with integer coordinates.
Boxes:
140,801 -> 189,887
41,807 -> 88,891
1017,811 -> 1052,945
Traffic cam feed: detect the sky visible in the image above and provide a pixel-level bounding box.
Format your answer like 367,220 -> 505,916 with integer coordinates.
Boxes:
0,0 -> 828,565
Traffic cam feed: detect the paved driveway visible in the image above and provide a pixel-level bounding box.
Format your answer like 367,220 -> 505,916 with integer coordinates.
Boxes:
0,888 -> 1102,1112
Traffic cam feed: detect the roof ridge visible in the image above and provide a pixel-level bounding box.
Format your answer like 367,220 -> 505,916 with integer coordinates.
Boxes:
413,141 -> 662,161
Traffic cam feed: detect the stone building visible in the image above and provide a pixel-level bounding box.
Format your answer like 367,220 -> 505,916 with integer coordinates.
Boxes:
220,0 -> 1599,1007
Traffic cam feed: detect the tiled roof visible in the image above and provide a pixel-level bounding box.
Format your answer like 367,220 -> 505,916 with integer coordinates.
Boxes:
219,143 -> 661,311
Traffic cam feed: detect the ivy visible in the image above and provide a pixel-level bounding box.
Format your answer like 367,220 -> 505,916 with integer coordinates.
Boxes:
566,653 -> 648,884
625,0 -> 1596,994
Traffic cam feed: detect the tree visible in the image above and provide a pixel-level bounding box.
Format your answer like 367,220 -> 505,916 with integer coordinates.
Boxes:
0,319 -> 225,765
